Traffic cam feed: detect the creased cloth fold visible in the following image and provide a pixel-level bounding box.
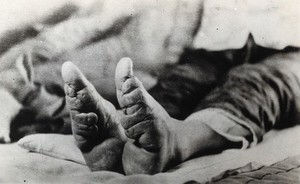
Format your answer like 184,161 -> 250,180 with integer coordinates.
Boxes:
193,0 -> 300,50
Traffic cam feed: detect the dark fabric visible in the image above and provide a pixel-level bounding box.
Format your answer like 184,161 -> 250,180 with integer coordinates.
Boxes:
198,51 -> 300,143
150,51 -> 223,119
150,48 -> 239,119
150,36 -> 287,120
150,37 -> 300,144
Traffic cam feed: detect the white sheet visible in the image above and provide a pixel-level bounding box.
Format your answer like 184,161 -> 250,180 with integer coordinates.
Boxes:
0,0 -> 299,52
1,125 -> 299,183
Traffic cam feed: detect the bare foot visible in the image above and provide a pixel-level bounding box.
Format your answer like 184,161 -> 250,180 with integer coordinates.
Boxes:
61,61 -> 127,172
116,58 -> 180,175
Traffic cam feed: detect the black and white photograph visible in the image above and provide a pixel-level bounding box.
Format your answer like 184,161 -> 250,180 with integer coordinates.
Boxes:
0,0 -> 300,183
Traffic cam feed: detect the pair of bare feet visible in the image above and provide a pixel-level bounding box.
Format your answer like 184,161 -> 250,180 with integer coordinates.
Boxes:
61,58 -> 181,175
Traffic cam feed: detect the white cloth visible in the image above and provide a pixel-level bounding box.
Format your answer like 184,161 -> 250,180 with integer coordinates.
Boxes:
193,0 -> 300,50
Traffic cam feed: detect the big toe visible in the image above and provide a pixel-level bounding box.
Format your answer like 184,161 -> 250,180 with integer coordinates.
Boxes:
61,61 -> 89,92
61,61 -> 98,110
115,57 -> 133,92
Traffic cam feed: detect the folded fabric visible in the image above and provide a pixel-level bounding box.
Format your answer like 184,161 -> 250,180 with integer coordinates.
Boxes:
193,0 -> 300,50
209,155 -> 300,183
16,125 -> 300,183
2,0 -> 299,67
0,89 -> 22,143
18,134 -> 85,165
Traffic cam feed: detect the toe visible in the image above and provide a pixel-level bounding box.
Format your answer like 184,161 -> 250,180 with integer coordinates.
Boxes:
121,77 -> 142,94
73,112 -> 98,126
115,57 -> 134,93
66,95 -> 84,110
124,120 -> 151,139
61,61 -> 90,91
72,112 -> 99,137
62,61 -> 103,111
120,88 -> 144,108
124,103 -> 142,115
115,58 -> 148,109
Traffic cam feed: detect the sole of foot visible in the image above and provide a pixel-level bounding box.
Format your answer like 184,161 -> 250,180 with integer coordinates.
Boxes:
115,58 -> 179,175
61,61 -> 126,171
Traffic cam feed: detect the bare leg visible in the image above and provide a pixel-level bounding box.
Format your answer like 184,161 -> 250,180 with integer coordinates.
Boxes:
61,61 -> 127,172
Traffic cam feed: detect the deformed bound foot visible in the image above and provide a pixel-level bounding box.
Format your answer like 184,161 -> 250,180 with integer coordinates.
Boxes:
61,61 -> 127,172
116,58 -> 180,175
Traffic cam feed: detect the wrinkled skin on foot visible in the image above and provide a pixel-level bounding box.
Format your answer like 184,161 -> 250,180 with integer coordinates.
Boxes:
62,61 -> 127,172
62,58 -> 180,174
116,58 -> 179,175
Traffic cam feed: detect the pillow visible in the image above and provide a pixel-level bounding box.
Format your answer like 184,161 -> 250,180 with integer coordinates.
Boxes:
18,134 -> 85,165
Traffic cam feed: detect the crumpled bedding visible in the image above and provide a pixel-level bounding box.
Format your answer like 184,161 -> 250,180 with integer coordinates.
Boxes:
1,0 -> 300,183
208,155 -> 300,184
1,125 -> 300,184
0,0 -> 299,54
193,0 -> 300,50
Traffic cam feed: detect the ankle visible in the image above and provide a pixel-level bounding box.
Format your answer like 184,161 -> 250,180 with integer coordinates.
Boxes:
164,118 -> 185,169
